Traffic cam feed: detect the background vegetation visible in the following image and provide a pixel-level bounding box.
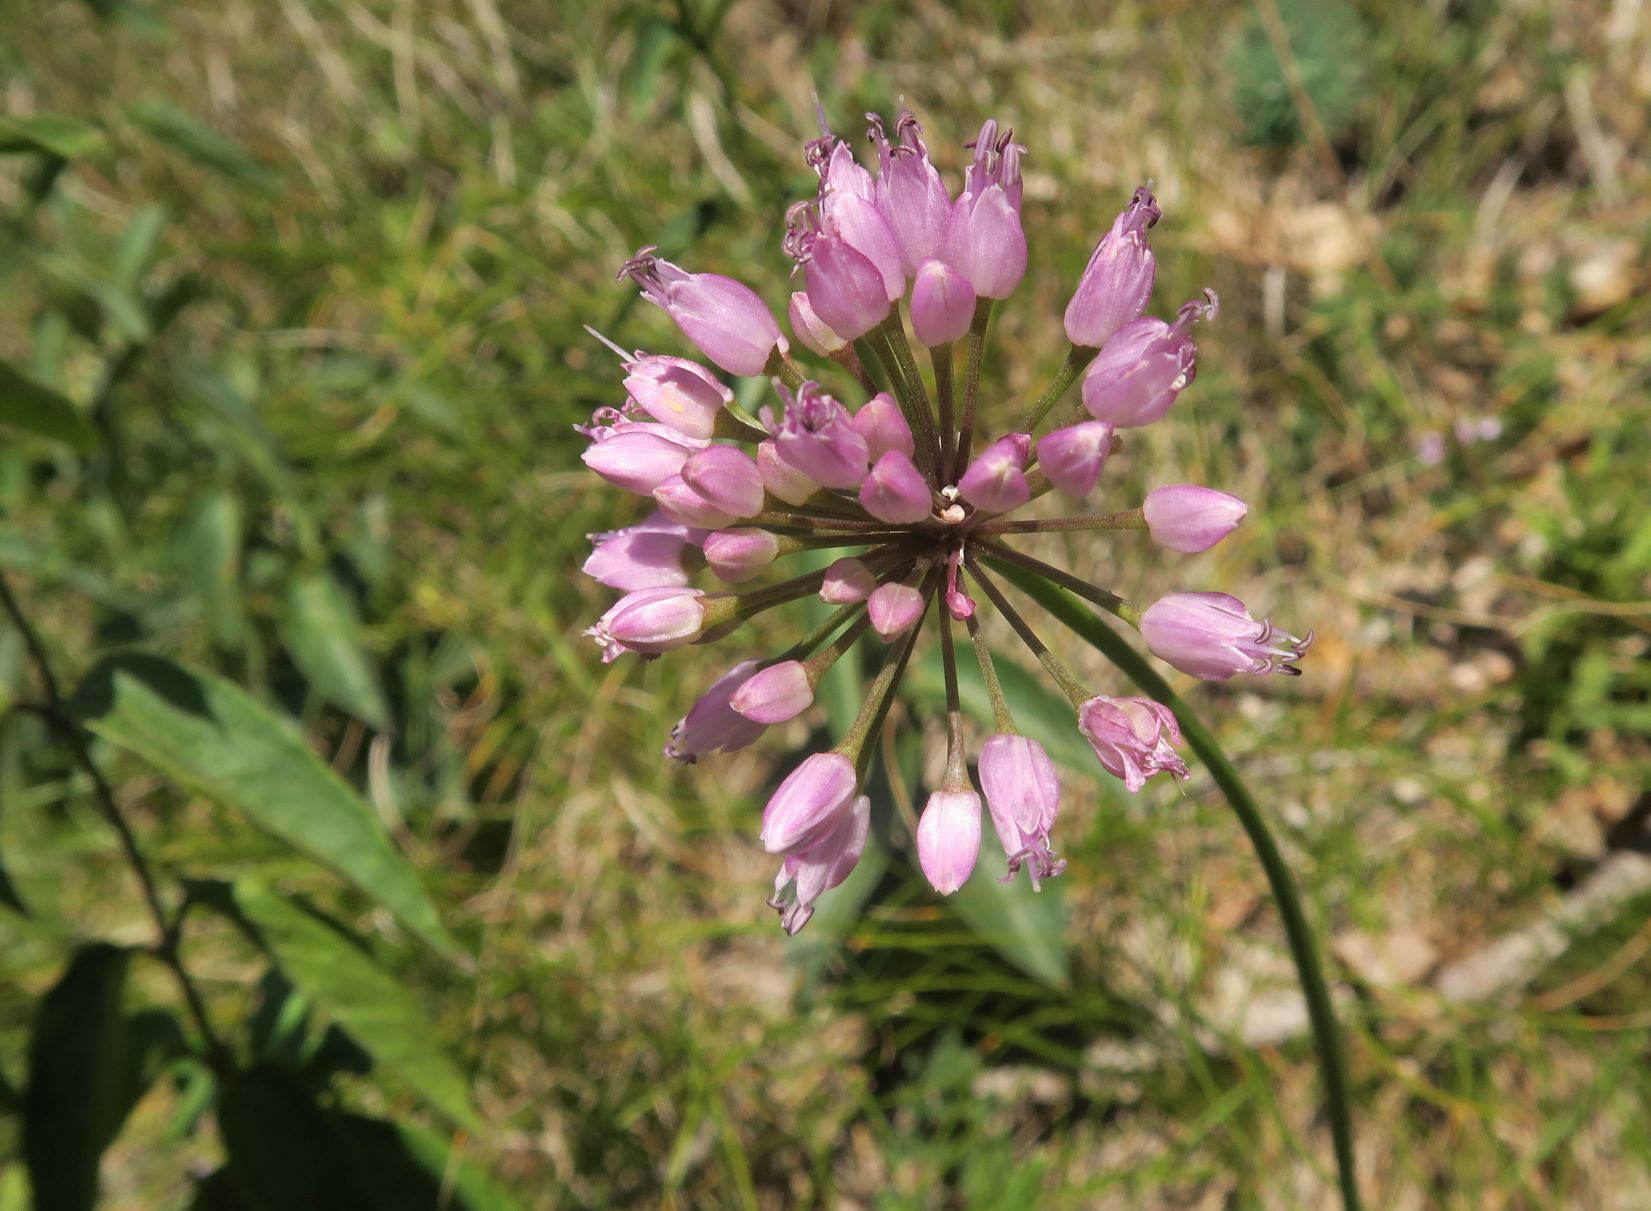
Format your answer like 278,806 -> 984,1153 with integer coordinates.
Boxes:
2,0 -> 1648,1206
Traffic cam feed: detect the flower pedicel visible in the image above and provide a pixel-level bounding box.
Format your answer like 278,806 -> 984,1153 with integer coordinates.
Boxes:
583,107 -> 1310,933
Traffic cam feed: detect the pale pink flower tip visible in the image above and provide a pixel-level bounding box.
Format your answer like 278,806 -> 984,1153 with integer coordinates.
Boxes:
1077,696 -> 1188,792
859,450 -> 932,525
916,789 -> 982,895
585,587 -> 706,662
1063,185 -> 1160,350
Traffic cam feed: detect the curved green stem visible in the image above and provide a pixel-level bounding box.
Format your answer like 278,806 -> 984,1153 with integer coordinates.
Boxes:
998,565 -> 1362,1211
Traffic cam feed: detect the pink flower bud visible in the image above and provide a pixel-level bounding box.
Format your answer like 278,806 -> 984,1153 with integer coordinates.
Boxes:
916,789 -> 982,895
701,528 -> 779,583
1077,696 -> 1188,792
760,751 -> 860,854
619,248 -> 786,377
850,393 -> 914,461
942,121 -> 1026,300
730,660 -> 814,723
1081,293 -> 1215,429
1063,186 -> 1160,349
979,734 -> 1065,887
868,109 -> 953,274
1139,591 -> 1311,680
909,258 -> 976,346
757,439 -> 819,506
788,291 -> 846,355
583,513 -> 693,590
957,433 -> 1031,512
680,446 -> 765,519
820,557 -> 877,604
580,421 -> 705,495
652,475 -> 739,530
768,793 -> 869,935
622,353 -> 732,440
1142,485 -> 1247,553
801,238 -> 891,341
666,660 -> 765,763
858,450 -> 932,524
764,384 -> 870,490
821,191 -> 905,302
585,587 -> 706,661
1037,420 -> 1115,499
867,581 -> 925,639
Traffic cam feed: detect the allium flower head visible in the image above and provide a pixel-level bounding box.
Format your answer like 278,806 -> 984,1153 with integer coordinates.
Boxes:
592,106 -> 1310,931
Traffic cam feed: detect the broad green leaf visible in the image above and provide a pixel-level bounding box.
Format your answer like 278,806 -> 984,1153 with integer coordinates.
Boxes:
126,100 -> 276,192
178,491 -> 250,650
280,573 -> 390,729
0,360 -> 97,452
234,882 -> 476,1128
68,655 -> 457,955
329,1113 -> 525,1211
0,115 -> 106,160
949,852 -> 1071,990
22,945 -> 135,1211
217,1067 -> 373,1211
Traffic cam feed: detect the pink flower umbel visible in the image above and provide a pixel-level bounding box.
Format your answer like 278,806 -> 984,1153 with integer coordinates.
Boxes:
581,106 -> 1309,931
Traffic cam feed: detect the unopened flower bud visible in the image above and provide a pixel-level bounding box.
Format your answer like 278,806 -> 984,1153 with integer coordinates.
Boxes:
957,433 -> 1031,512
585,587 -> 706,661
757,439 -> 819,506
653,475 -> 739,530
909,258 -> 976,346
916,789 -> 982,895
701,528 -> 779,582
680,446 -> 765,519
1142,485 -> 1247,553
1037,420 -> 1115,499
730,660 -> 814,723
859,450 -> 932,524
867,581 -> 925,639
820,557 -> 877,604
851,393 -> 914,461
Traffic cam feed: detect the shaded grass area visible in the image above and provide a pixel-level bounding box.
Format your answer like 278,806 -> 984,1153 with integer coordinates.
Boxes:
2,0 -> 1649,1206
